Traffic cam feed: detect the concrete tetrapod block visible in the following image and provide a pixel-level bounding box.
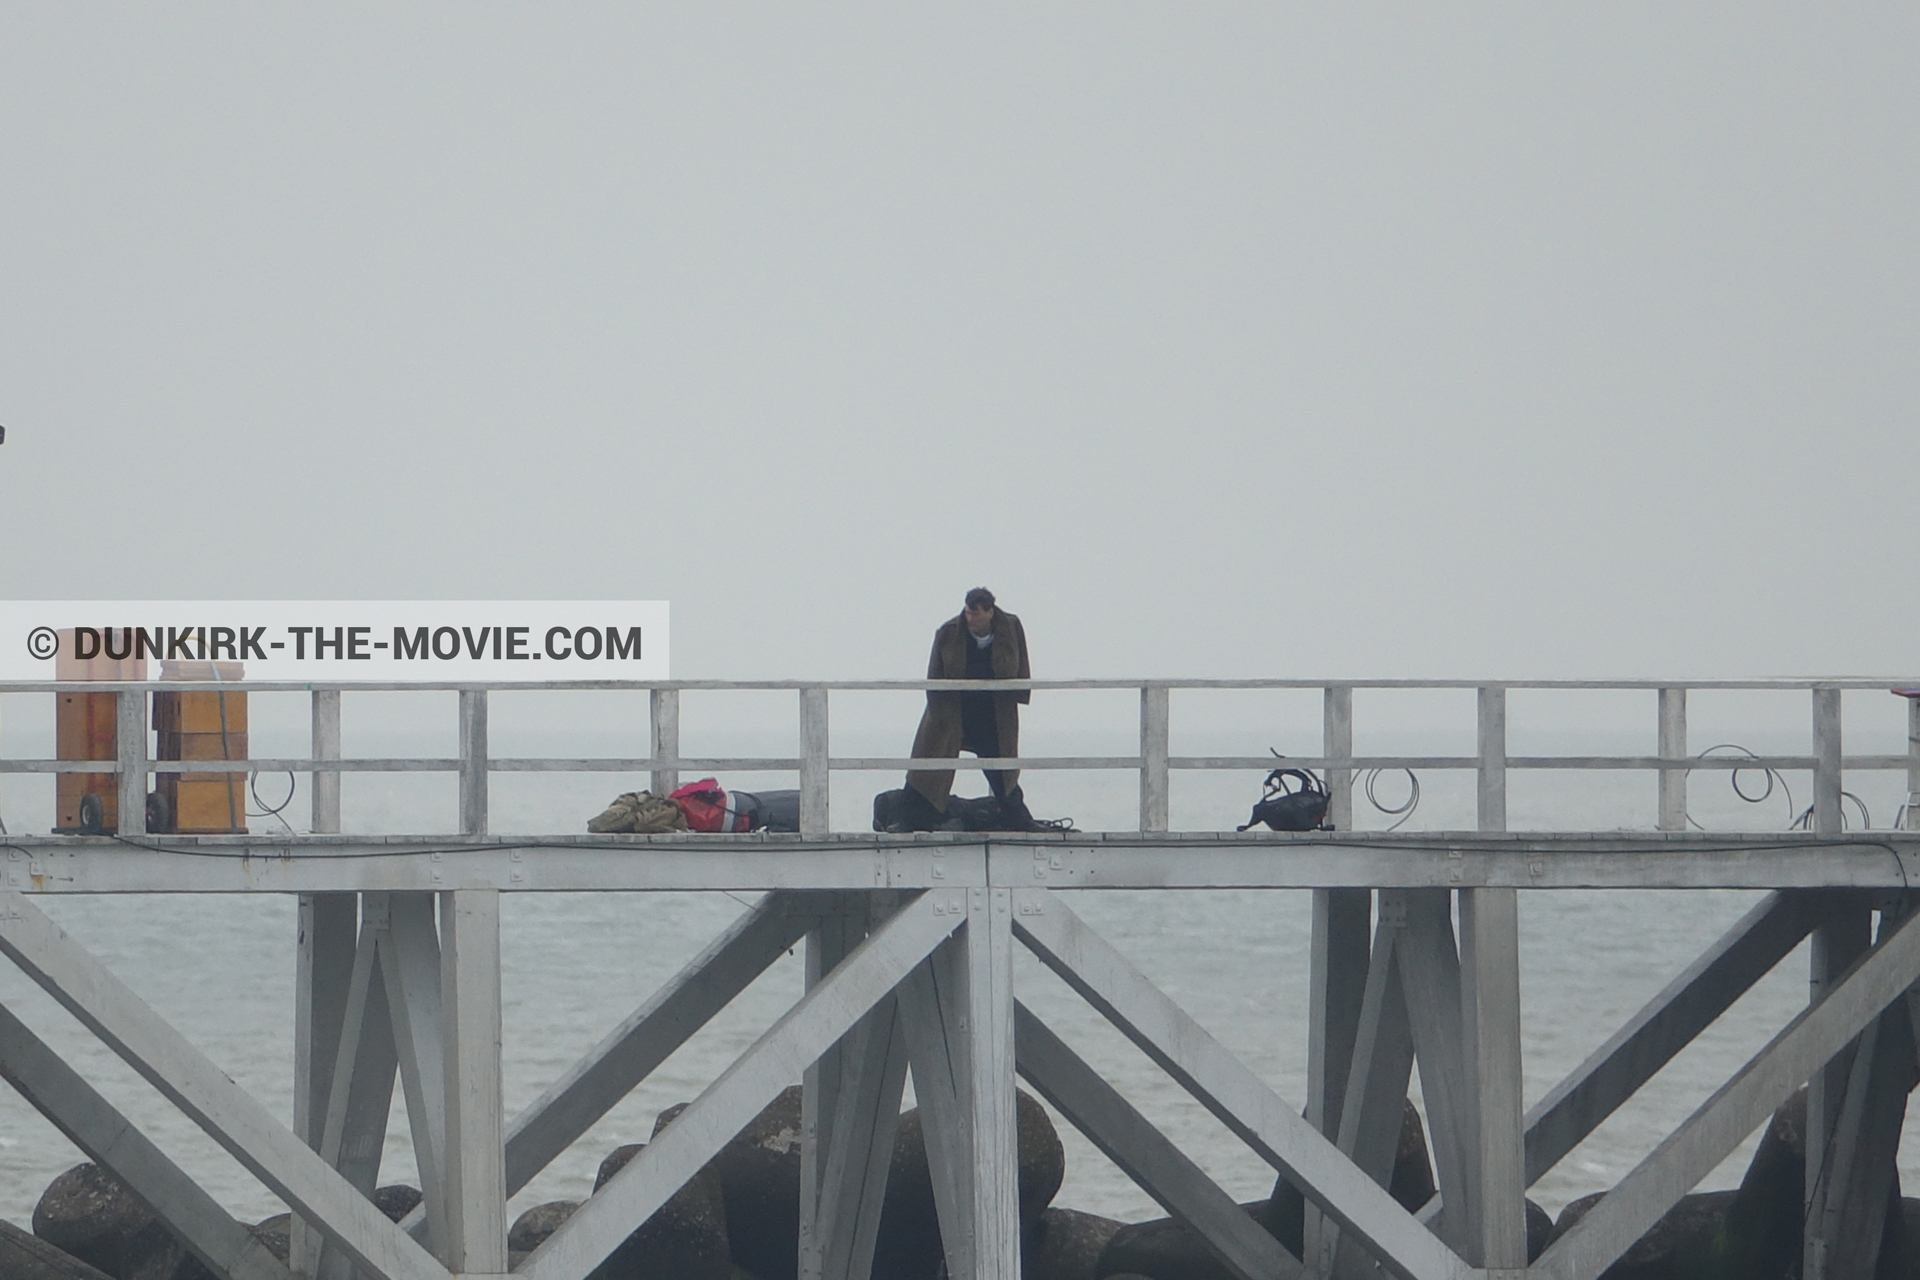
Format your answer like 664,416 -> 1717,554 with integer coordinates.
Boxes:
1026,1208 -> 1126,1280
1551,1191 -> 1737,1280
1093,1200 -> 1303,1280
33,1163 -> 175,1279
1,1217 -> 117,1280
873,1089 -> 1066,1280
511,1201 -> 581,1255
697,1084 -> 1065,1280
711,1085 -> 805,1280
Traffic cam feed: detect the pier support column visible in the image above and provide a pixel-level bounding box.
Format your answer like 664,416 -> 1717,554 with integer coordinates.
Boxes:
293,893 -> 357,1278
963,888 -> 1019,1280
802,893 -> 910,1280
440,889 -> 506,1275
1302,886 -> 1369,1277
802,893 -> 865,1278
1461,888 -> 1526,1270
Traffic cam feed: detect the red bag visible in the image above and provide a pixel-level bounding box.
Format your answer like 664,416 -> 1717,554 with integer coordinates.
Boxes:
670,779 -> 751,833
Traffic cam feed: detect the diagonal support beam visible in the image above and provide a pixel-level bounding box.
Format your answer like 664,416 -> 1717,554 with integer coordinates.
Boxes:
0,1000 -> 294,1280
1524,890 -> 1818,1185
1810,1003 -> 1912,1280
1011,889 -> 1468,1280
803,892 -> 869,1278
1393,890 -> 1477,1258
315,923 -> 401,1280
519,891 -> 958,1280
1534,901 -> 1920,1280
1808,901 -> 1919,1280
293,891 -> 357,1277
1328,912 -> 1417,1280
376,893 -> 448,1256
0,891 -> 447,1280
1014,1002 -> 1295,1280
812,994 -> 909,1280
899,932 -> 975,1280
806,892 -> 913,1280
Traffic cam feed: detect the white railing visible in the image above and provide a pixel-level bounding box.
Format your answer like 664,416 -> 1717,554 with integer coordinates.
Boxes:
2,677 -> 1917,837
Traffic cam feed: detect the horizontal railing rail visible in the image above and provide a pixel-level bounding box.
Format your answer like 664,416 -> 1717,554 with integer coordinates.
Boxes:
2,678 -> 1916,837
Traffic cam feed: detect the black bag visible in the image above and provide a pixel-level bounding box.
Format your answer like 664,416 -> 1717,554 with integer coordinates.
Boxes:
1238,767 -> 1332,832
732,790 -> 802,833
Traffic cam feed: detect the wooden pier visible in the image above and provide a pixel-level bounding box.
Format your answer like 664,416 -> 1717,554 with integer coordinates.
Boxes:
1,677 -> 1918,1280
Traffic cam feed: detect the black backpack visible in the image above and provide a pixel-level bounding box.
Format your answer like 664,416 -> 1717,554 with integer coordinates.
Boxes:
1238,766 -> 1332,832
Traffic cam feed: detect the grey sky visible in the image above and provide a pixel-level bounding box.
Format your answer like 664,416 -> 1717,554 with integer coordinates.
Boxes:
3,7 -> 1914,682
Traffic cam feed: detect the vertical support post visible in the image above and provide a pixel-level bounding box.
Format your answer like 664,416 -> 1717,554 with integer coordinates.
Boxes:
1813,686 -> 1842,835
1460,888 -> 1526,1269
116,687 -> 147,836
1807,921 -> 1872,1276
802,896 -> 862,1279
1906,694 -> 1920,831
650,687 -> 680,799
1658,687 -> 1687,832
1323,686 -> 1353,831
800,686 -> 830,836
1476,686 -> 1506,834
965,887 -> 1018,1280
1139,684 -> 1170,833
440,889 -> 506,1275
1303,886 -> 1371,1276
459,690 -> 488,837
312,689 -> 341,835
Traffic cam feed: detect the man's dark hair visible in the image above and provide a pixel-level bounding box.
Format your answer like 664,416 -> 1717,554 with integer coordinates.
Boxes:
964,587 -> 996,611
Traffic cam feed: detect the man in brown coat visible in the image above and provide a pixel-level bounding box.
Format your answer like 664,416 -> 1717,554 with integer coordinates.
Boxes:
905,587 -> 1033,823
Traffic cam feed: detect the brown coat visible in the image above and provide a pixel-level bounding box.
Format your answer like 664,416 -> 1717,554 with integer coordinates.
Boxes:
905,609 -> 1030,809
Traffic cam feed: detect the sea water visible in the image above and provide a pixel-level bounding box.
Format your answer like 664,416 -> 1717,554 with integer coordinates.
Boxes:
0,697 -> 1912,1232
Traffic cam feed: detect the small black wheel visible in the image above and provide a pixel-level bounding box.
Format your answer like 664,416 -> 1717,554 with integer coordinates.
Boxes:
78,793 -> 106,835
146,791 -> 173,835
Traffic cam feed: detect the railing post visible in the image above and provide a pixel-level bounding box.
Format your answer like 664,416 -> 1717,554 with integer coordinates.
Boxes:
1139,684 -> 1169,833
1813,686 -> 1842,834
1476,686 -> 1506,833
1323,685 -> 1353,831
459,690 -> 488,836
1658,687 -> 1687,832
799,687 -> 830,835
312,689 -> 341,834
116,687 -> 147,837
650,687 -> 680,799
